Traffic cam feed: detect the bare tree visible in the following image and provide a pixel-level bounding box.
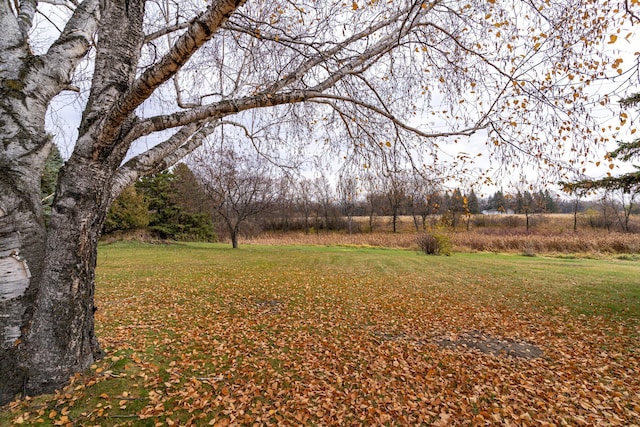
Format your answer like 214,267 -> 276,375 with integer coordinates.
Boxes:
609,187 -> 639,232
383,172 -> 408,233
0,0 -> 631,402
362,172 -> 382,233
407,172 -> 441,231
191,147 -> 275,248
297,179 -> 315,235
270,176 -> 296,232
337,174 -> 360,234
313,176 -> 336,232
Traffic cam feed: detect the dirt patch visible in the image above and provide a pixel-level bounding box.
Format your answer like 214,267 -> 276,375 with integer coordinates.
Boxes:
253,298 -> 285,314
370,330 -> 543,359
436,330 -> 543,359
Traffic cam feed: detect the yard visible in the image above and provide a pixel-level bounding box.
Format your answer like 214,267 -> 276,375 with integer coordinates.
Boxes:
2,242 -> 639,425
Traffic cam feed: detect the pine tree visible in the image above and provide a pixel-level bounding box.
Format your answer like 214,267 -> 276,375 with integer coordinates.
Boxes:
135,168 -> 216,241
467,190 -> 480,214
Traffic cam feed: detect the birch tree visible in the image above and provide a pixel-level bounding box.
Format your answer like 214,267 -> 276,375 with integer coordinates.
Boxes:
0,0 -> 632,403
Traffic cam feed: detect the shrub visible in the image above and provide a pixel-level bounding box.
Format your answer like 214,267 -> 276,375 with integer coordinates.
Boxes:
104,185 -> 150,233
417,230 -> 452,256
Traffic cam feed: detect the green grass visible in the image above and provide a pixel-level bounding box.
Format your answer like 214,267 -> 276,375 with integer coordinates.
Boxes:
2,242 -> 639,425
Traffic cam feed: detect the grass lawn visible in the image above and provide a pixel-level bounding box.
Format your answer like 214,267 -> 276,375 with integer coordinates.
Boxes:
2,242 -> 639,425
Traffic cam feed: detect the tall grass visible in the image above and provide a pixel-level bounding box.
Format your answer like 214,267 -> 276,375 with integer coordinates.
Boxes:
245,214 -> 640,255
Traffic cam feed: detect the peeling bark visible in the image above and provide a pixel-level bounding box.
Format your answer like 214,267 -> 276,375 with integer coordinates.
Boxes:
0,57 -> 50,404
22,159 -> 107,394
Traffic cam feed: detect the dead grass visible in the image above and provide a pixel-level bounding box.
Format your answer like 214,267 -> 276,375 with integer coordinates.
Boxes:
246,214 -> 640,255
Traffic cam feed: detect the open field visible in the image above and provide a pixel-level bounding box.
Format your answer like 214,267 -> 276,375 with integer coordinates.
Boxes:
249,229 -> 640,256
249,214 -> 640,255
2,242 -> 639,425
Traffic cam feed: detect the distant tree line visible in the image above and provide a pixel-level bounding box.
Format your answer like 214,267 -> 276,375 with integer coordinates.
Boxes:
104,157 -> 606,244
47,151 -> 638,245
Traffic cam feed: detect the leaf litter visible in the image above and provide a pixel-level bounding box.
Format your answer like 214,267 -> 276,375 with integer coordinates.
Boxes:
3,244 -> 639,426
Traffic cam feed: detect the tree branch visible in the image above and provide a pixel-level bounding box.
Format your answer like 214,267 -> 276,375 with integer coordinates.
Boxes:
110,121 -> 219,198
0,0 -> 23,48
144,19 -> 195,44
128,1 -> 438,140
39,0 -> 76,10
258,3 -> 432,95
17,0 -> 37,36
308,96 -> 485,140
32,0 -> 100,102
98,0 -> 246,145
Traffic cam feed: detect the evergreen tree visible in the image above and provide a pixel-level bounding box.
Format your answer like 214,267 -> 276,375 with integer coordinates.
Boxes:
449,188 -> 465,229
136,168 -> 216,241
171,163 -> 211,215
543,190 -> 557,213
41,143 -> 63,223
490,190 -> 507,212
564,94 -> 640,197
104,186 -> 149,233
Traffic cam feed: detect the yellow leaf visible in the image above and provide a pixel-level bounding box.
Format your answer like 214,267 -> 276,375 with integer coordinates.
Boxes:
54,416 -> 69,426
609,163 -> 615,169
608,34 -> 618,44
352,1 -> 358,10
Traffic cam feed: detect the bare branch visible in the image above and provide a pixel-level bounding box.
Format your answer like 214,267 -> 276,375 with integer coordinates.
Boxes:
144,19 -> 195,44
36,7 -> 64,33
625,0 -> 640,24
259,3 -> 434,94
38,0 -> 76,10
99,0 -> 246,145
17,0 -> 38,36
308,96 -> 486,140
128,1 -> 438,140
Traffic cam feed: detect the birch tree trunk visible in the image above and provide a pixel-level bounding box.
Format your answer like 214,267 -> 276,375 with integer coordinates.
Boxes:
0,12 -> 52,401
21,0 -> 147,395
0,115 -> 48,404
21,158 -> 108,394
